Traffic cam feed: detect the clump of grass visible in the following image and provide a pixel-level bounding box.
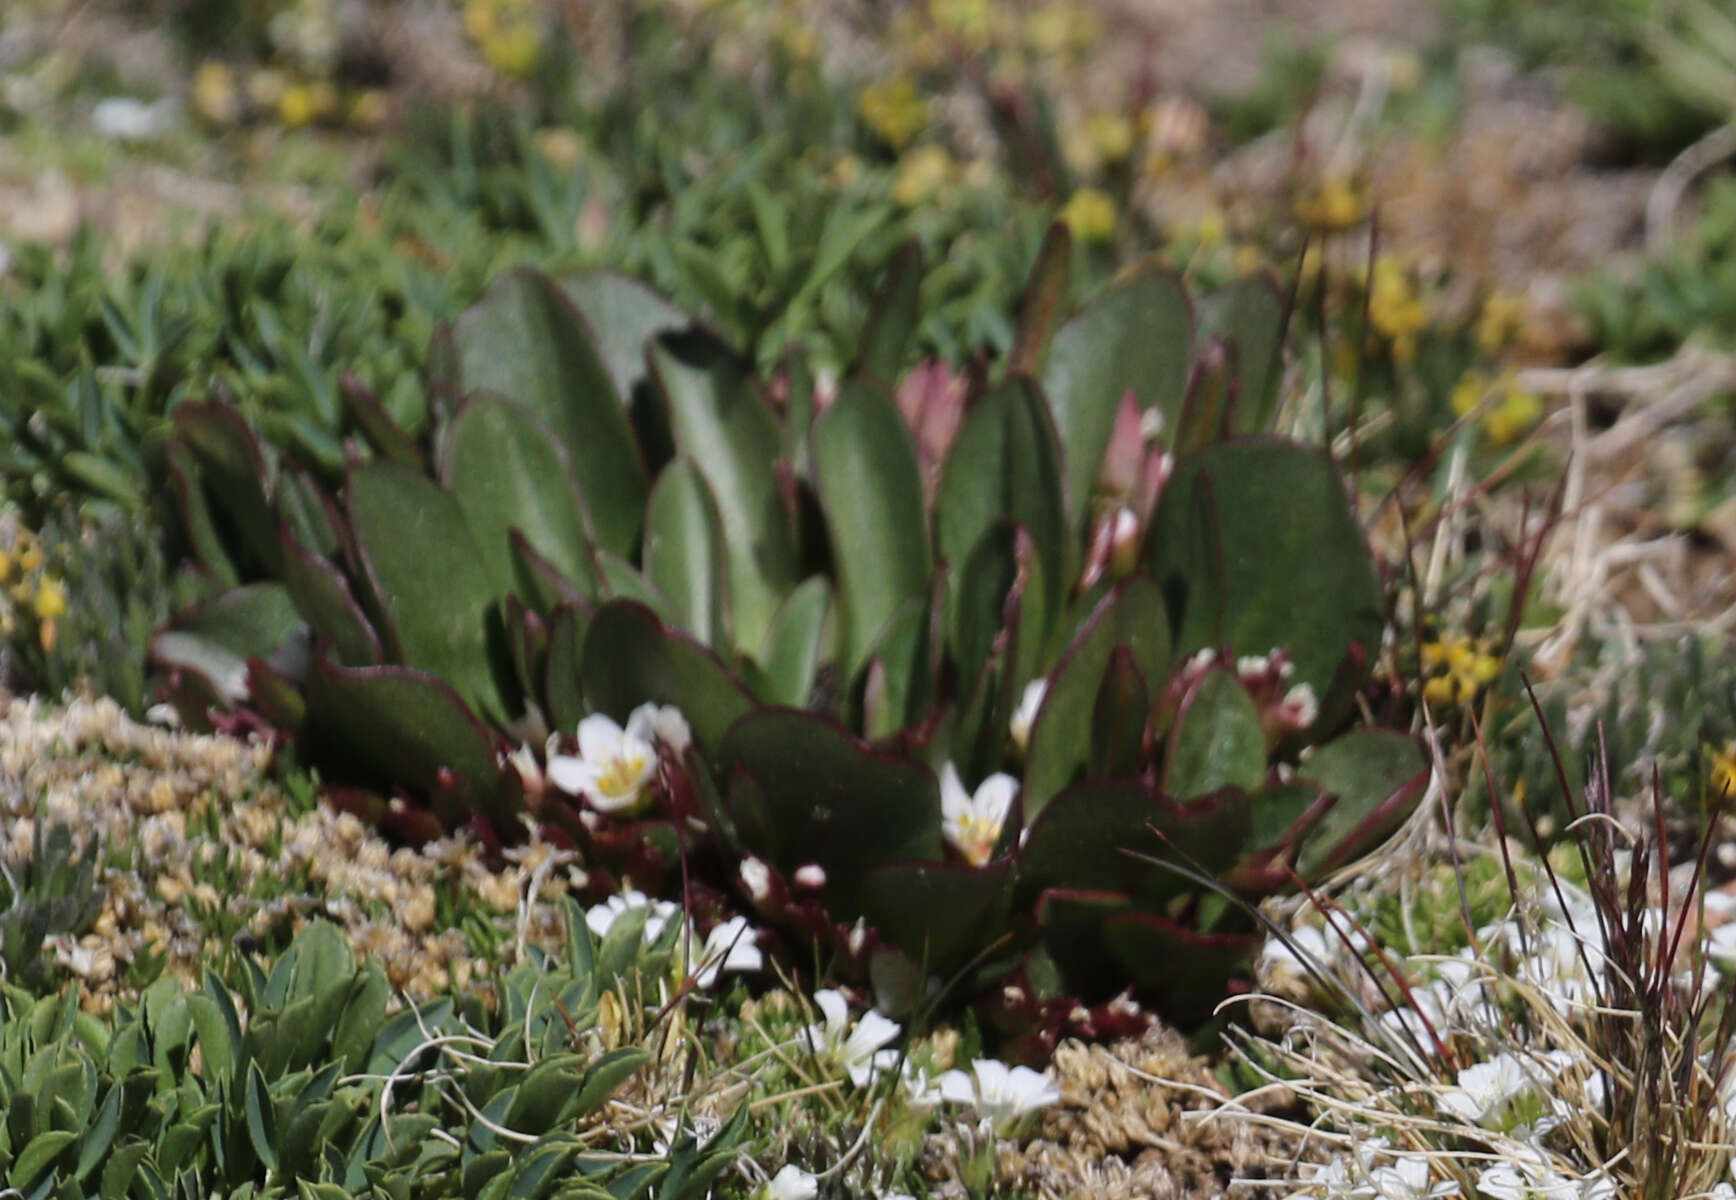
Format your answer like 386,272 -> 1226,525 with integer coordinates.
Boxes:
1224,701 -> 1736,1199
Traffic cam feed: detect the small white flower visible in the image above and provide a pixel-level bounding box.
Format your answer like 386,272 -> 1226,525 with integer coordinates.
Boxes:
1367,1153 -> 1457,1199
687,915 -> 762,988
799,990 -> 903,1088
939,763 -> 1017,866
1475,1162 -> 1614,1200
92,96 -> 177,141
1303,1153 -> 1375,1200
1439,1051 -> 1570,1137
1280,681 -> 1320,728
741,856 -> 773,902
761,1164 -> 818,1200
1009,679 -> 1048,753
794,863 -> 827,890
547,713 -> 658,813
1707,922 -> 1736,968
937,1058 -> 1060,1135
586,891 -> 678,945
627,702 -> 692,757
502,743 -> 544,794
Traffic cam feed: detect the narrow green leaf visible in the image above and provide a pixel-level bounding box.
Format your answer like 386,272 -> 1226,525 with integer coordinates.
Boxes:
448,269 -> 647,555
851,241 -> 923,384
643,458 -> 729,652
1040,265 -> 1192,523
650,333 -> 799,653
811,379 -> 931,682
244,1062 -> 278,1178
347,459 -> 507,721
442,395 -> 601,603
754,577 -> 831,707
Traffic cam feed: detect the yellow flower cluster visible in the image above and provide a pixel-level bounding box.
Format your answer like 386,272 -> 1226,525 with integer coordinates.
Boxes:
893,144 -> 956,206
1476,291 -> 1528,354
1060,186 -> 1116,243
0,526 -> 68,653
1368,257 -> 1428,366
463,0 -> 542,78
192,59 -> 387,131
1293,175 -> 1366,232
1451,371 -> 1544,446
1419,629 -> 1502,708
1710,742 -> 1736,799
858,76 -> 929,150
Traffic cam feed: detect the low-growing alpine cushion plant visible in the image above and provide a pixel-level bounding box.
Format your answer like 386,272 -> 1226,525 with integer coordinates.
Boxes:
150,220 -> 1426,1046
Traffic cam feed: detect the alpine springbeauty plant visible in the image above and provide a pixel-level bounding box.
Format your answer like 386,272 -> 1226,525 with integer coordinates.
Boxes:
152,224 -> 1424,1035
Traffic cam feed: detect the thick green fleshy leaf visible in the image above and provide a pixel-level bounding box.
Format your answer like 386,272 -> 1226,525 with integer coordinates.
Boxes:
643,458 -> 729,652
950,524 -> 1046,772
280,534 -> 381,667
543,604 -> 588,737
1197,274 -> 1286,435
1089,645 -> 1148,779
448,269 -> 647,555
650,332 -> 799,653
173,402 -> 283,578
1164,668 -> 1265,800
1145,438 -> 1382,703
755,577 -> 832,707
1015,780 -> 1251,909
1040,265 -> 1191,523
557,271 -> 692,404
151,583 -> 303,704
859,592 -> 933,739
347,459 -> 508,721
442,395 -> 600,603
1101,913 -> 1262,1024
935,376 -> 1069,623
852,241 -> 923,386
1021,578 -> 1171,819
812,379 -> 932,682
858,861 -> 1013,975
305,661 -> 507,830
579,601 -> 756,753
719,710 -> 943,910
1295,729 -> 1428,877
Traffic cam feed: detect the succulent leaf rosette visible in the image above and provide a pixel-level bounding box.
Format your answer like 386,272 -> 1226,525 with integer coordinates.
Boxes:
152,226 -> 1425,1037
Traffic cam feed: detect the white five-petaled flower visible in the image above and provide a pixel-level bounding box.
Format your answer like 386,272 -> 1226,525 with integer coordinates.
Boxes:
1438,1051 -> 1570,1138
1475,1161 -> 1615,1200
687,915 -> 763,988
937,1058 -> 1060,1136
939,763 -> 1017,866
1366,1154 -> 1458,1199
547,708 -> 665,813
585,890 -> 679,944
798,989 -> 903,1088
761,1164 -> 818,1200
1009,679 -> 1048,754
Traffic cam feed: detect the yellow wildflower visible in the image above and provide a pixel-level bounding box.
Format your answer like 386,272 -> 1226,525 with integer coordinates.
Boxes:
276,83 -> 327,128
1293,176 -> 1366,231
858,76 -> 928,150
1060,187 -> 1116,243
932,0 -> 994,49
1368,257 -> 1427,365
1483,386 -> 1542,446
17,538 -> 41,574
1419,630 -> 1502,708
533,127 -> 584,170
893,144 -> 955,206
193,60 -> 238,126
350,89 -> 389,132
0,549 -> 11,585
1710,742 -> 1736,798
463,0 -> 496,39
1025,3 -> 1099,56
828,153 -> 863,190
1195,208 -> 1226,248
1085,112 -> 1134,164
32,575 -> 66,622
482,22 -> 540,77
1476,291 -> 1528,354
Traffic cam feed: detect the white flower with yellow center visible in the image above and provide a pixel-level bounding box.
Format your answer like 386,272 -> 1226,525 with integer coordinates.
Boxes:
939,763 -> 1017,866
547,712 -> 658,814
1009,679 -> 1048,753
937,1058 -> 1060,1136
